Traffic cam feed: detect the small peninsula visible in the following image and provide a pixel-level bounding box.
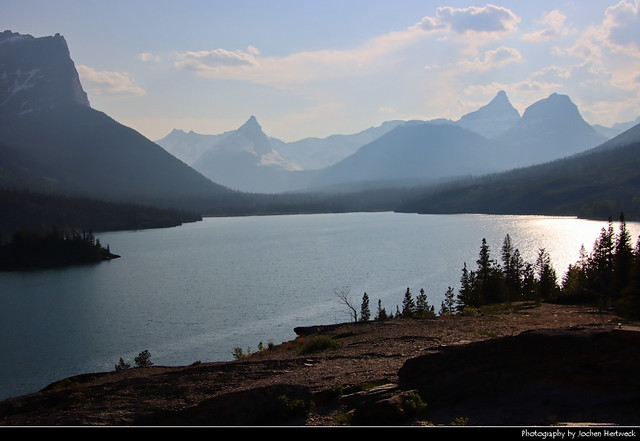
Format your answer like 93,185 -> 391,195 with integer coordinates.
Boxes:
0,228 -> 119,271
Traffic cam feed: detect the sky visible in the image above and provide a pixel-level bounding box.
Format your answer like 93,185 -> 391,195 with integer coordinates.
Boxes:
2,0 -> 640,142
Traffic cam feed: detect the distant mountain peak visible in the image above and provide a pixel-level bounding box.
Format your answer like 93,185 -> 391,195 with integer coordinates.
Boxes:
239,115 -> 260,129
491,90 -> 511,105
456,90 -> 520,138
520,93 -> 583,123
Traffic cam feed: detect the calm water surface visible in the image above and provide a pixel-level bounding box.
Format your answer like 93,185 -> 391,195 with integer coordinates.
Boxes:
1,212 -> 638,400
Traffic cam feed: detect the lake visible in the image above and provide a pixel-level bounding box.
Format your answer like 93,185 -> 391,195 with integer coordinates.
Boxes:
1,212 -> 638,400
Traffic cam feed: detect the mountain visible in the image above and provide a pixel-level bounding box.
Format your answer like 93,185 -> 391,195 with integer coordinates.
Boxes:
306,121 -> 503,190
0,30 -> 89,113
301,92 -> 610,192
495,93 -> 608,166
589,122 -> 640,153
593,117 -> 640,139
0,31 -> 232,211
188,116 -> 306,193
155,91 -> 613,194
396,122 -> 640,221
155,119 -> 407,192
456,90 -> 520,138
155,128 -> 232,166
269,120 -> 407,170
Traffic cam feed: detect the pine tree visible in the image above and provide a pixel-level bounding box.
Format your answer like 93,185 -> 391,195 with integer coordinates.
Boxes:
416,288 -> 428,316
360,292 -> 371,322
440,286 -> 456,314
534,248 -> 558,300
474,238 -> 506,305
401,287 -> 416,318
457,262 -> 475,310
614,213 -> 634,297
375,299 -> 388,321
590,219 -> 616,309
502,235 -> 524,300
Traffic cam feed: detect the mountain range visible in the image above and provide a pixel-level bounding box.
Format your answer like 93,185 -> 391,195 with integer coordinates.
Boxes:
157,89 -> 615,193
2,29 -> 640,225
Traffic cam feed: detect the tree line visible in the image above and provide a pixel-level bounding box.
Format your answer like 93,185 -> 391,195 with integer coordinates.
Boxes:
345,213 -> 640,322
0,228 -> 119,270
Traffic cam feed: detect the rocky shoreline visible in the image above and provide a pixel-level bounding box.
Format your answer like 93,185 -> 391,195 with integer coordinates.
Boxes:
0,302 -> 638,426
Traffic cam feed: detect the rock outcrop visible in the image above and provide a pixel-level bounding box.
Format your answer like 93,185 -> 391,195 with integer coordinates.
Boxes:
398,328 -> 640,426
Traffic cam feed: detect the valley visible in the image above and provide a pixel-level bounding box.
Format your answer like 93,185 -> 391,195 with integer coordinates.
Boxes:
1,29 -> 640,234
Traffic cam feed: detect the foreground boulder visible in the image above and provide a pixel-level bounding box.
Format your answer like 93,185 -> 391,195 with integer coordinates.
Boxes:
398,328 -> 640,426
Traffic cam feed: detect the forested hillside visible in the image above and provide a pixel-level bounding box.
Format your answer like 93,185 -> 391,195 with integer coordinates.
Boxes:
0,188 -> 202,241
397,141 -> 640,221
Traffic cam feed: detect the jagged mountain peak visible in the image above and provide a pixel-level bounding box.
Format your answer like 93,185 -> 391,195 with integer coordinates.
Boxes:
456,90 -> 520,138
488,90 -> 515,109
237,115 -> 262,134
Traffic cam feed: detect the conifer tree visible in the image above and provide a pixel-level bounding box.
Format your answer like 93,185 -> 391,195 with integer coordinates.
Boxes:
416,288 -> 428,316
440,286 -> 456,314
375,299 -> 388,321
614,213 -> 634,297
534,248 -> 558,300
360,292 -> 371,322
590,219 -> 616,309
457,262 -> 476,310
402,287 -> 416,318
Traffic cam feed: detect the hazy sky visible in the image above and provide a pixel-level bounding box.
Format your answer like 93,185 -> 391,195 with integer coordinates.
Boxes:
3,0 -> 639,141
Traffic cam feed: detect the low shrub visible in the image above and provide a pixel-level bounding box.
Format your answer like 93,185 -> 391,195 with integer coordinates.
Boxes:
298,335 -> 342,355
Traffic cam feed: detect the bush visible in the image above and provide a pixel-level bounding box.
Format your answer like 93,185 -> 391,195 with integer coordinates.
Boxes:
115,357 -> 131,371
134,350 -> 153,368
298,336 -> 342,355
403,391 -> 428,420
277,394 -> 314,419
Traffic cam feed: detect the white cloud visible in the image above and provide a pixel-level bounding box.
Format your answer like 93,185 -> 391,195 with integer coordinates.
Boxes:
138,52 -> 161,63
522,10 -> 575,42
458,46 -> 522,71
77,65 -> 145,97
602,0 -> 640,55
431,5 -> 521,35
173,48 -> 260,71
168,5 -> 521,88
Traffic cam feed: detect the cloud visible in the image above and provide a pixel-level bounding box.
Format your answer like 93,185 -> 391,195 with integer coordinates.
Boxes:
431,5 -> 521,35
173,47 -> 260,72
522,10 -> 575,42
168,5 -> 521,87
602,0 -> 640,55
77,65 -> 145,97
458,46 -> 522,71
138,52 -> 161,62
560,0 -> 640,102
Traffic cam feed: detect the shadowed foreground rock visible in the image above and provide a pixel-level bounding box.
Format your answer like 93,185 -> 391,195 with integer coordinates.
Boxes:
398,328 -> 640,426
